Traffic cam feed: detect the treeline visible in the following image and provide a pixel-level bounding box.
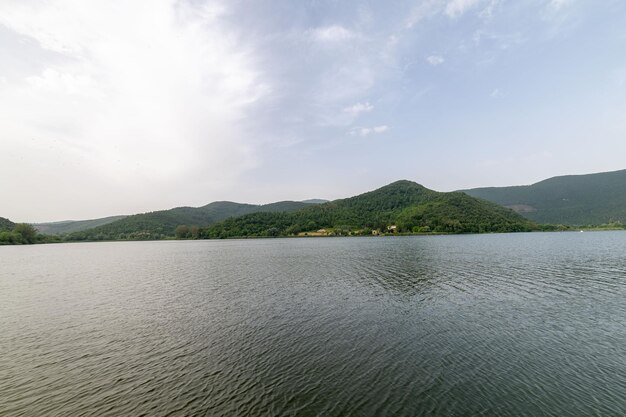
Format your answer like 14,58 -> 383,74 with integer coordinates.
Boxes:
0,223 -> 62,245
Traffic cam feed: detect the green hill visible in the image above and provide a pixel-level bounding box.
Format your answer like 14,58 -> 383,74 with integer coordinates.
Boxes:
462,169 -> 626,225
67,200 -> 316,240
203,180 -> 535,238
1,218 -> 62,245
0,217 -> 16,232
34,215 -> 127,235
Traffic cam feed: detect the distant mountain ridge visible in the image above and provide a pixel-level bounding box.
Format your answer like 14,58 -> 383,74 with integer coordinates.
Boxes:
18,168 -> 626,241
64,180 -> 533,241
202,180 -> 534,238
301,199 -> 329,204
68,200 -> 319,240
35,215 -> 128,235
462,169 -> 626,225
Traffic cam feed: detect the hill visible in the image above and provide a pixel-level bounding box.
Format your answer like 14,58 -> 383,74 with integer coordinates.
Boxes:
1,217 -> 63,245
67,200 -> 316,240
0,217 -> 16,232
202,180 -> 535,238
34,215 -> 127,235
462,169 -> 626,225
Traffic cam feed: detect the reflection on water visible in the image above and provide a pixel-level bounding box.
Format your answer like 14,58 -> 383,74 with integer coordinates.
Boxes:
1,232 -> 625,416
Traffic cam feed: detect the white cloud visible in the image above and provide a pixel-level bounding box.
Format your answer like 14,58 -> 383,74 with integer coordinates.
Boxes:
426,55 -> 445,66
479,0 -> 500,19
349,125 -> 389,137
445,0 -> 482,18
490,88 -> 501,98
0,0 -> 269,219
25,68 -> 102,98
343,101 -> 374,116
310,25 -> 357,43
405,0 -> 442,28
472,30 -> 526,49
548,0 -> 572,11
406,0 -> 492,26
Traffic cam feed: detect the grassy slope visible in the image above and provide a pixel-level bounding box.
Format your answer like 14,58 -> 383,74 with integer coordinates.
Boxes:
462,169 -> 626,225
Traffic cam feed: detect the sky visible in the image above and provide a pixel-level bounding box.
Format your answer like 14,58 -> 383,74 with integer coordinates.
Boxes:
1,0 -> 625,222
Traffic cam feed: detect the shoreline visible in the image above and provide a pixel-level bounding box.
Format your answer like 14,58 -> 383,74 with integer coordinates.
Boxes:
2,227 -> 624,246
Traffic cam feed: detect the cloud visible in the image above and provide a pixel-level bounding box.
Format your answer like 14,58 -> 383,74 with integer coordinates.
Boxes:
472,30 -> 526,49
479,0 -> 500,19
426,55 -> 445,66
349,125 -> 389,137
405,0 -> 442,28
490,88 -> 501,98
343,101 -> 374,116
0,0 -> 269,219
445,0 -> 483,18
1,0 -> 619,221
406,0 -> 495,27
310,25 -> 358,43
548,0 -> 572,11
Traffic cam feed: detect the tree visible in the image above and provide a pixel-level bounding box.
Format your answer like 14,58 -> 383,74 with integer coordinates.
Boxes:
175,225 -> 190,239
0,231 -> 14,244
14,223 -> 37,244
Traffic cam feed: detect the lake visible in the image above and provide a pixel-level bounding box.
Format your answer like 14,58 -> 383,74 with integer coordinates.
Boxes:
1,232 -> 625,416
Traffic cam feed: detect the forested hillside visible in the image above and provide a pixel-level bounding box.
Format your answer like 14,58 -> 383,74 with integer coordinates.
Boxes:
462,169 -> 626,225
35,215 -> 127,235
10,181 -> 545,243
0,218 -> 61,245
67,200 -> 315,240
202,181 -> 535,238
0,216 -> 15,232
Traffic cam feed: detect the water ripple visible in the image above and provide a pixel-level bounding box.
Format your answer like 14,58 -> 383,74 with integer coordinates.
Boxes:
1,232 -> 625,416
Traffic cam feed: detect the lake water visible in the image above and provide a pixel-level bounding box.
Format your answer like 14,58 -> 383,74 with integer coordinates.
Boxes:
1,232 -> 625,416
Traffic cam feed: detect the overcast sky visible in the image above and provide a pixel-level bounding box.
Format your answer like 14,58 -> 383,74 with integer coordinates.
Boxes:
1,0 -> 625,222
